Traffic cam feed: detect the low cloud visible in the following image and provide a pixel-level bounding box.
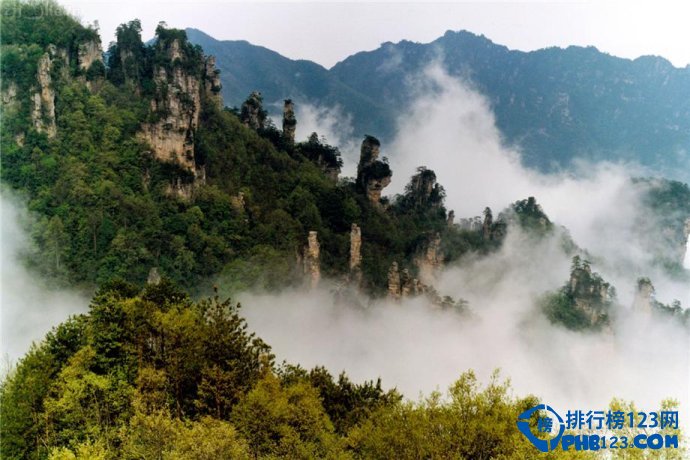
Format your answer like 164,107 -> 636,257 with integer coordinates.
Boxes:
238,63 -> 689,427
0,192 -> 89,376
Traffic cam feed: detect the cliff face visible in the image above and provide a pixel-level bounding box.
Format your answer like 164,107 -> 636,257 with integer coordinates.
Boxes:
137,33 -> 222,193
282,99 -> 296,145
567,260 -> 613,327
349,223 -> 363,285
415,232 -> 443,284
139,39 -> 201,172
303,231 -> 321,288
30,48 -> 59,138
356,135 -> 392,206
24,38 -> 104,139
240,91 -> 265,130
402,167 -> 444,210
632,277 -> 655,314
387,262 -> 401,299
203,55 -> 223,109
78,39 -> 103,71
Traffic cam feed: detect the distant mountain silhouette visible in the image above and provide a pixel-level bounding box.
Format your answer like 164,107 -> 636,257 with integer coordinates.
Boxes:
187,28 -> 690,179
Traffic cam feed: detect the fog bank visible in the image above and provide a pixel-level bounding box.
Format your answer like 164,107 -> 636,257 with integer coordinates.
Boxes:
0,193 -> 89,375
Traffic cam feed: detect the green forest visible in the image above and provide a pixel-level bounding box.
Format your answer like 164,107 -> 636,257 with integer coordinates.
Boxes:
1,1 -> 688,458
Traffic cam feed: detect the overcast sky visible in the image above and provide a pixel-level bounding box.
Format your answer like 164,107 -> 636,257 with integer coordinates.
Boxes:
57,1 -> 690,69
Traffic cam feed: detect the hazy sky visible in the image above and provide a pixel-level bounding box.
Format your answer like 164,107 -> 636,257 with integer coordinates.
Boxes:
58,1 -> 690,69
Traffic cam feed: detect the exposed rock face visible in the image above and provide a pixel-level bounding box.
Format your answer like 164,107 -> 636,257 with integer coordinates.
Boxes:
415,232 -> 443,284
304,231 -> 321,288
567,258 -> 612,327
2,81 -> 19,114
147,267 -> 162,285
77,39 -> 103,71
230,192 -> 246,213
402,167 -> 444,210
447,210 -> 455,227
166,177 -> 194,201
139,38 -> 201,172
283,99 -> 296,145
632,278 -> 655,314
240,91 -> 265,130
31,49 -> 57,138
349,224 -> 362,285
203,56 -> 223,108
138,36 -> 221,197
387,262 -> 401,299
356,135 -> 392,206
387,259 -> 465,310
482,207 -> 493,241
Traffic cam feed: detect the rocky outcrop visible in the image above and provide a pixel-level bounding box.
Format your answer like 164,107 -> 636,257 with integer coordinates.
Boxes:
283,99 -> 296,145
387,262 -> 401,300
240,91 -> 265,130
31,49 -> 57,138
2,81 -> 19,116
230,192 -> 246,213
567,257 -> 613,327
447,210 -> 455,227
203,56 -> 223,108
304,231 -> 321,288
401,167 -> 444,210
138,35 -> 221,196
387,259 -> 466,310
482,207 -> 493,241
139,38 -> 201,172
147,267 -> 162,285
356,135 -> 392,206
77,39 -> 103,71
350,224 -> 362,285
632,277 -> 655,314
415,232 -> 443,284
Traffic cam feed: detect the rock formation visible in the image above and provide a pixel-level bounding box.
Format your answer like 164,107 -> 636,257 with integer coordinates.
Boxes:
387,259 -> 465,310
304,231 -> 321,288
77,39 -> 103,71
283,99 -> 296,145
567,258 -> 613,327
482,207 -> 493,241
31,49 -> 58,138
300,133 -> 342,181
230,192 -> 246,213
401,167 -> 445,210
137,33 -> 221,198
632,277 -> 655,314
147,267 -> 162,285
203,56 -> 223,108
349,223 -> 362,285
356,135 -> 392,206
387,262 -> 401,300
447,210 -> 455,227
240,91 -> 265,130
415,232 -> 443,284
2,82 -> 19,130
139,38 -> 200,172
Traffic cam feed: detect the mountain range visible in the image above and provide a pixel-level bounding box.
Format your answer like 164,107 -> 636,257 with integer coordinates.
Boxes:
187,28 -> 690,180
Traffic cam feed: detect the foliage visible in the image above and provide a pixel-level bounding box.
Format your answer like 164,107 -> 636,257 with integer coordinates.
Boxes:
5,282 -> 667,459
541,256 -> 614,331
